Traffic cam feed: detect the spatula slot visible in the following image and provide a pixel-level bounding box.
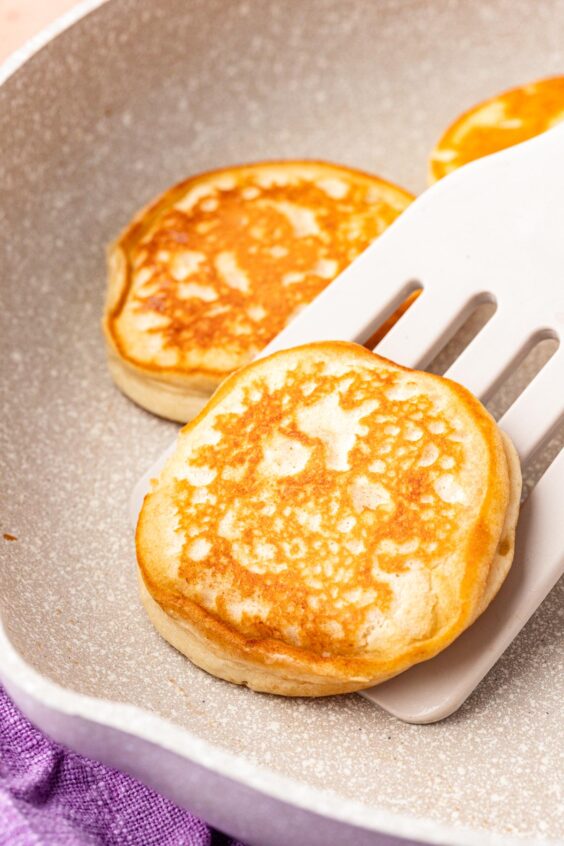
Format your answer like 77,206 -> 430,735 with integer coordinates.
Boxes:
521,420 -> 564,502
362,286 -> 422,351
374,289 -> 495,372
486,332 -> 559,421
356,280 -> 423,348
426,298 -> 497,376
494,337 -> 562,466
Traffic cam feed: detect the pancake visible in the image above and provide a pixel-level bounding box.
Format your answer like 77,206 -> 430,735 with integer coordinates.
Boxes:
136,342 -> 521,696
429,75 -> 564,182
103,161 -> 413,421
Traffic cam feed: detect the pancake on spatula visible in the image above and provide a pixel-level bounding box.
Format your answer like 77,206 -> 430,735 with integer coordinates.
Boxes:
103,161 -> 413,421
429,75 -> 564,182
136,342 -> 521,697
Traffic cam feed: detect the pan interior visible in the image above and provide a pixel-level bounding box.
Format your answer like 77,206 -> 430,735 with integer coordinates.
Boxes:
1,0 -> 563,840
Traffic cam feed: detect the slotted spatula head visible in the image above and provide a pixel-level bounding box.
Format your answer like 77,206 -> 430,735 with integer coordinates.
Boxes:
259,124 -> 564,722
132,125 -> 564,722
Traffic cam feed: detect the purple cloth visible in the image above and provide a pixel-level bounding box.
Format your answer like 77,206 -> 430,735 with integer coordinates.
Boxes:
0,687 -> 245,846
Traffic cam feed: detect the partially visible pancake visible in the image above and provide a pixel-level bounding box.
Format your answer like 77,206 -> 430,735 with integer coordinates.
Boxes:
103,161 -> 413,421
136,342 -> 521,696
429,76 -> 564,182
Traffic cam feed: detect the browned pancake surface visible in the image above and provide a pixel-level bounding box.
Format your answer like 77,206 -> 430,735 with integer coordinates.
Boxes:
429,75 -> 564,181
107,162 -> 413,378
137,343 -> 519,692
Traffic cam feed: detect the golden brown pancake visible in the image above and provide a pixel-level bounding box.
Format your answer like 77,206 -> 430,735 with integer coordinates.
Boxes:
429,75 -> 564,182
103,161 -> 413,421
136,342 -> 521,696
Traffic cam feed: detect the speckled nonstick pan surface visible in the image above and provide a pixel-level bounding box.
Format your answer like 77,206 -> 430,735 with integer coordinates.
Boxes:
1,1 -> 562,845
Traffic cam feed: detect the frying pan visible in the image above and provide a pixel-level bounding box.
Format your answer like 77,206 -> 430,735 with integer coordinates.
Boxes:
1,1 -> 562,844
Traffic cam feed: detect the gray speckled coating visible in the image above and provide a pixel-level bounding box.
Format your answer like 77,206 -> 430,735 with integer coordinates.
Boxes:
0,0 -> 563,843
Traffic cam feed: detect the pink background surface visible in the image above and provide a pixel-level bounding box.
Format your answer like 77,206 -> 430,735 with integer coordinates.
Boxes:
1,0 -> 80,63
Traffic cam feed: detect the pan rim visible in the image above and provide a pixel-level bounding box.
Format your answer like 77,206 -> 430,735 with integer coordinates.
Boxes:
0,619 -> 552,846
0,3 -> 556,845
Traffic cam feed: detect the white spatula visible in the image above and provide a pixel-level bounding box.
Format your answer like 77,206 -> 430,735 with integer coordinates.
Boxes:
131,125 -> 564,723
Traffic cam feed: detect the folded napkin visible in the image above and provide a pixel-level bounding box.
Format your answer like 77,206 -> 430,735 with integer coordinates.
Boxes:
0,686 -> 245,845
